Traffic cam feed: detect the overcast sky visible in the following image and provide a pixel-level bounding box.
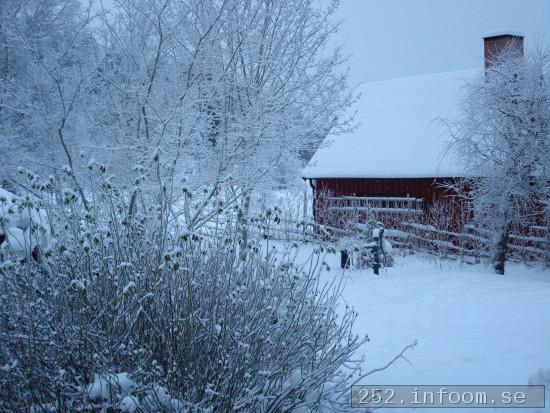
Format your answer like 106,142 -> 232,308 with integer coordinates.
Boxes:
329,0 -> 550,86
92,0 -> 549,86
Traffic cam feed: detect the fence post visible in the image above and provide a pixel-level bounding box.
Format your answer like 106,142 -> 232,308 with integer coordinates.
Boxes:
340,250 -> 350,269
303,189 -> 308,220
372,247 -> 380,275
372,227 -> 382,275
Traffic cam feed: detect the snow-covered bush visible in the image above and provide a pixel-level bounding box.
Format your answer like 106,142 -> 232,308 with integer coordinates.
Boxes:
0,167 -> 366,412
0,184 -> 51,260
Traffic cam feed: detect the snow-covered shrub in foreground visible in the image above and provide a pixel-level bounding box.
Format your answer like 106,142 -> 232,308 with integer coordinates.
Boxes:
0,183 -> 51,260
0,168 -> 366,412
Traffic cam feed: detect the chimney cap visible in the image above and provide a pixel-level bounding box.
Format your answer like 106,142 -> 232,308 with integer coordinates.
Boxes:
482,30 -> 524,39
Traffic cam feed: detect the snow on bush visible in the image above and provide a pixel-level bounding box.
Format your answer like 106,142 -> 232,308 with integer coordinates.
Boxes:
87,372 -> 136,402
0,167 -> 367,412
0,181 -> 51,260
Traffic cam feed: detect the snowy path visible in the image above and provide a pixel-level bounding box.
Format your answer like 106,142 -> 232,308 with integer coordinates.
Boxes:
286,243 -> 550,412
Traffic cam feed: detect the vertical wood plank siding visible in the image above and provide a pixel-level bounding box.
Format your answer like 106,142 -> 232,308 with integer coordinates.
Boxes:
312,177 -> 461,225
315,178 -> 458,201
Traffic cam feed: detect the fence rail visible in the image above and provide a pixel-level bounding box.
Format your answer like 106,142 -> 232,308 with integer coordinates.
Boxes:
384,222 -> 549,263
200,204 -> 548,264
253,215 -> 548,265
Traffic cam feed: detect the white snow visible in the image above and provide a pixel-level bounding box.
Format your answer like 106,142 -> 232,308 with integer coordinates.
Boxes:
0,187 -> 19,204
303,69 -> 480,179
282,368 -> 302,390
142,385 -> 185,412
0,187 -> 51,257
87,372 -> 136,401
2,227 -> 27,254
87,375 -> 111,401
272,241 -> 550,412
85,373 -> 188,411
0,188 -> 22,229
123,281 -> 136,295
382,239 -> 393,254
338,256 -> 550,412
483,30 -> 525,39
119,395 -> 139,412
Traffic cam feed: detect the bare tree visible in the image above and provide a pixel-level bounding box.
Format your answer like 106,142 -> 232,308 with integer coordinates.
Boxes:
84,0 -> 354,234
0,0 -> 98,191
446,46 -> 550,274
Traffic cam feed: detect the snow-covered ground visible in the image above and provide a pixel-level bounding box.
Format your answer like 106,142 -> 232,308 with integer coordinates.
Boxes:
276,242 -> 550,412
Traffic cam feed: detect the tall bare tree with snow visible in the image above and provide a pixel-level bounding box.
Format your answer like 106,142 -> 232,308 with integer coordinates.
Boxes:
0,0 -> 98,186
1,0 -> 353,225
448,46 -> 550,274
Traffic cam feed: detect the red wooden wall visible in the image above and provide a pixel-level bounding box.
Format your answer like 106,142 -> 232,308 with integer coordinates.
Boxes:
310,177 -> 463,226
312,177 -> 458,201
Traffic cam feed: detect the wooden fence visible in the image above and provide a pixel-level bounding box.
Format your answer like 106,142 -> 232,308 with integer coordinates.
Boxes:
198,199 -> 548,265
384,222 -> 549,264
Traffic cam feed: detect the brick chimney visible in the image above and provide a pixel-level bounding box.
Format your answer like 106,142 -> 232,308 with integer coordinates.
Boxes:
483,31 -> 524,69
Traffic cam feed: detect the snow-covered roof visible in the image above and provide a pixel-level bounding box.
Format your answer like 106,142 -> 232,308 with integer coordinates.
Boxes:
303,69 -> 481,179
483,30 -> 524,38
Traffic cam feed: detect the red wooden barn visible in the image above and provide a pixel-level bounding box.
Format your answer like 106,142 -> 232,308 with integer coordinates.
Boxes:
303,32 -> 525,230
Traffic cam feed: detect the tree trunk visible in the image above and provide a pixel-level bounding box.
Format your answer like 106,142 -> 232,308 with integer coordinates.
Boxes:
493,224 -> 511,275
